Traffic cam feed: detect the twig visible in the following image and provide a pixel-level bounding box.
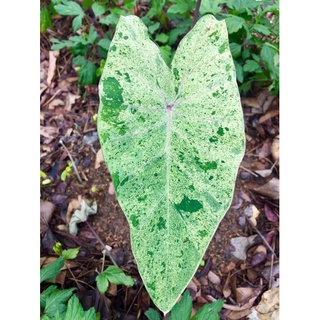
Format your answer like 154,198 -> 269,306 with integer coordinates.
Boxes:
192,0 -> 202,28
268,234 -> 276,289
239,165 -> 259,177
245,216 -> 278,260
41,88 -> 62,108
124,284 -> 144,319
59,139 -> 83,183
65,263 -> 82,290
85,220 -> 119,268
57,53 -> 73,78
245,141 -> 265,156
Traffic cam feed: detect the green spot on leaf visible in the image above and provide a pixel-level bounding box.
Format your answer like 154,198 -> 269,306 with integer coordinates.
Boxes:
173,67 -> 180,81
157,217 -> 166,230
175,195 -> 203,213
218,41 -> 228,53
217,127 -> 224,136
199,230 -> 208,238
130,214 -> 139,227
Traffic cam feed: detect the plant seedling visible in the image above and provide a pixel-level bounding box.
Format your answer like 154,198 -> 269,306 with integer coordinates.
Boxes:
61,161 -> 73,181
40,170 -> 52,185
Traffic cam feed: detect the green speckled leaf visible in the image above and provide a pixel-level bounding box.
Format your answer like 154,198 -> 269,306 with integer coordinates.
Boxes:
98,14 -> 245,314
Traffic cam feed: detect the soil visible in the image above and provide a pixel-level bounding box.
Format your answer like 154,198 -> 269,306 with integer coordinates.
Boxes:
40,15 -> 279,320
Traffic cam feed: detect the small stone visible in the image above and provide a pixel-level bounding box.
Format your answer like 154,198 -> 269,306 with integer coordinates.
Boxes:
199,276 -> 208,286
208,271 -> 221,285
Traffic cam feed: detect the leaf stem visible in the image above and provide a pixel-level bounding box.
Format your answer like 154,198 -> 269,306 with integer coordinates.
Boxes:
59,139 -> 83,183
84,220 -> 119,268
245,216 -> 278,260
124,284 -> 144,318
192,0 -> 202,28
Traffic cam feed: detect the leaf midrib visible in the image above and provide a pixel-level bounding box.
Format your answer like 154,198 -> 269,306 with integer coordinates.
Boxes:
165,106 -> 173,288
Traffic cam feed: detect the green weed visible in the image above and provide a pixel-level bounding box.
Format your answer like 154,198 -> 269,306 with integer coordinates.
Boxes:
40,0 -> 279,95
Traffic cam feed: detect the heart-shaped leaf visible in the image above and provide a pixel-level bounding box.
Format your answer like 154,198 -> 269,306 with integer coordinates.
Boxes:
98,14 -> 245,313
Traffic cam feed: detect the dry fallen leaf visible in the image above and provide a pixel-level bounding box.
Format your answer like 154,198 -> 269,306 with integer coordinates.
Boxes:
187,279 -> 198,292
222,272 -> 232,298
199,276 -> 208,286
40,256 -> 57,268
106,283 -> 118,296
95,148 -> 105,169
251,245 -> 267,266
192,276 -> 201,287
47,50 -> 59,86
257,90 -> 270,107
244,204 -> 260,226
40,60 -> 49,83
246,133 -> 253,142
40,83 -> 48,96
262,94 -> 277,113
264,204 -> 279,222
66,197 -> 83,226
108,182 -> 115,195
255,169 -> 272,178
65,93 -> 81,111
251,161 -> 265,170
239,190 -> 251,202
270,135 -> 279,162
221,262 -> 236,274
196,295 -> 208,304
227,309 -> 251,319
253,178 -> 279,200
48,98 -> 65,109
206,287 -> 262,312
236,287 -> 256,305
230,235 -> 259,260
241,97 -> 260,109
208,271 -> 221,285
255,287 -> 279,320
262,263 -> 279,288
40,200 -> 55,234
247,308 -> 261,320
58,79 -> 72,91
246,269 -> 257,282
258,139 -> 271,159
55,269 -> 67,287
40,125 -> 60,139
259,110 -> 279,124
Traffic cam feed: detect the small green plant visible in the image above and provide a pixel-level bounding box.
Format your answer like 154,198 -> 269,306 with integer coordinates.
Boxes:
40,242 -> 135,319
217,0 -> 279,94
48,0 -> 135,89
44,0 -> 279,95
90,185 -> 98,193
40,243 -> 93,319
96,265 -> 134,294
40,7 -> 53,35
145,290 -> 223,320
40,170 -> 52,186
60,161 -> 73,181
92,113 -> 98,123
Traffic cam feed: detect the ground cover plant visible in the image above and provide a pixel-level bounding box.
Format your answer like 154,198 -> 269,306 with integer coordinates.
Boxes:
40,1 -> 279,319
40,243 -> 134,319
41,0 -> 279,95
41,243 -> 224,319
